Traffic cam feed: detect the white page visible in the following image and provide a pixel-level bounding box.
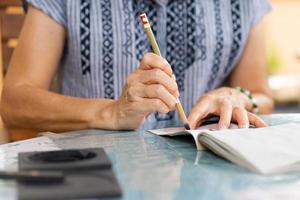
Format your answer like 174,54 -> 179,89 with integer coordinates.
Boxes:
149,127 -> 188,136
149,124 -> 238,150
149,124 -> 220,150
149,123 -> 237,136
203,123 -> 300,174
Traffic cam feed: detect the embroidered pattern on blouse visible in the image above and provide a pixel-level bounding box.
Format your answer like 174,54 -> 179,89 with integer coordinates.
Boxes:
101,0 -> 115,99
154,0 -> 206,122
166,0 -> 205,92
122,0 -> 133,57
80,0 -> 91,75
208,0 -> 224,89
225,0 -> 242,74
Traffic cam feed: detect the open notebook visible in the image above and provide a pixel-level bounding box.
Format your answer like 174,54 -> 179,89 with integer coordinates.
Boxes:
149,123 -> 300,175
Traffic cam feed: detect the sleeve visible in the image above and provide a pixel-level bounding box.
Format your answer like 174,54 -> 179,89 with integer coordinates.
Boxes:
25,0 -> 67,28
250,0 -> 272,26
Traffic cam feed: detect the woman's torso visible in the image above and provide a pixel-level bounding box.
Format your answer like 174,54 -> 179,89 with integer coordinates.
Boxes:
27,0 -> 270,128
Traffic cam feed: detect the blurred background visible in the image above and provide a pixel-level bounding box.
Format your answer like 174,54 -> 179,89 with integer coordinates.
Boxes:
265,0 -> 300,112
0,0 -> 299,143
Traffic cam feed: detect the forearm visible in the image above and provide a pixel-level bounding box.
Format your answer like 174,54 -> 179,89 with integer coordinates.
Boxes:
0,84 -> 115,132
227,19 -> 274,115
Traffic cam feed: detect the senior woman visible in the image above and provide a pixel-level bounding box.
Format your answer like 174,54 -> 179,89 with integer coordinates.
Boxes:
1,0 -> 273,134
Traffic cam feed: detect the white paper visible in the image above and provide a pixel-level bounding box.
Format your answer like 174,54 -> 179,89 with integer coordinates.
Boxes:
0,136 -> 60,171
149,123 -> 238,136
149,123 -> 239,150
149,123 -> 300,174
202,123 -> 300,174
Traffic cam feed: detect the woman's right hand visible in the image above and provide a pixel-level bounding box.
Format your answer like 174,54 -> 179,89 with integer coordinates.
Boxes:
110,53 -> 179,130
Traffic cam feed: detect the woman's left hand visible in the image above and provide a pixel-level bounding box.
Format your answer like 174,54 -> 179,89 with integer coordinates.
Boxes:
188,87 -> 267,129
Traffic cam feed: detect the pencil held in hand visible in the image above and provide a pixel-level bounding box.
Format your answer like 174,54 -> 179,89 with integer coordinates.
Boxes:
140,13 -> 191,130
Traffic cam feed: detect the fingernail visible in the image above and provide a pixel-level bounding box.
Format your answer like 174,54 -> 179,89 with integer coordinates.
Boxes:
172,96 -> 179,104
241,124 -> 249,129
219,124 -> 227,130
171,74 -> 176,80
262,121 -> 268,127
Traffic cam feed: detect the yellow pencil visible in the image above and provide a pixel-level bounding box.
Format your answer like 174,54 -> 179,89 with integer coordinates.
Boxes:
140,13 -> 191,130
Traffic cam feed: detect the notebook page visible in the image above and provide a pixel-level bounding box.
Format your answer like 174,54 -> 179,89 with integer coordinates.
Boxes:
203,123 -> 300,174
149,124 -> 238,150
148,127 -> 208,150
149,123 -> 237,136
199,135 -> 258,172
148,127 -> 188,136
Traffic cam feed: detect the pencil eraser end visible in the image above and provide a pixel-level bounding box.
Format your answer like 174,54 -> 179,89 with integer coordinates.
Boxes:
140,13 -> 149,25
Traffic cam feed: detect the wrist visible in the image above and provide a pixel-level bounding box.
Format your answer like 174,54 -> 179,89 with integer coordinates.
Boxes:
87,99 -> 117,130
235,87 -> 258,113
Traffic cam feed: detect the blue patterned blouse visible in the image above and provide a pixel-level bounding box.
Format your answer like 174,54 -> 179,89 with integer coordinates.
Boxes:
26,0 -> 271,129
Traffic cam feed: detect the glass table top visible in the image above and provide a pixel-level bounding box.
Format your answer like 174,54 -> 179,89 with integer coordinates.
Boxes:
1,114 -> 300,200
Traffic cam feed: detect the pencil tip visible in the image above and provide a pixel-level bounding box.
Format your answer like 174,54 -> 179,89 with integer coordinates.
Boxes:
184,123 -> 191,130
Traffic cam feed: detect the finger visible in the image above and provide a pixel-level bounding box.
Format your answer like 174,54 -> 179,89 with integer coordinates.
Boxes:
232,107 -> 249,128
140,98 -> 170,114
218,100 -> 232,129
144,84 -> 178,110
188,102 -> 209,129
139,69 -> 179,97
126,82 -> 177,110
248,112 -> 268,128
140,53 -> 173,76
125,81 -> 146,102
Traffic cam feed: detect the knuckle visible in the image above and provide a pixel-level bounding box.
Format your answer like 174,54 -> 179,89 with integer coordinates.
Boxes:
217,98 -> 227,105
233,106 -> 246,113
126,74 -> 135,85
199,94 -> 211,102
216,98 -> 223,105
125,89 -> 136,102
153,99 -> 162,108
155,85 -> 165,94
223,97 -> 232,105
127,86 -> 135,97
144,85 -> 152,98
152,68 -> 162,77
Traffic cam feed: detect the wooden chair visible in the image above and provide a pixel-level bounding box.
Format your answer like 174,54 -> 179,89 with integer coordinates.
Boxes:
0,0 -> 38,142
0,0 -> 24,73
0,12 -> 7,144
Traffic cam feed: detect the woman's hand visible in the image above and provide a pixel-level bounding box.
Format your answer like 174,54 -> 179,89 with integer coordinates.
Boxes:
188,87 -> 267,129
110,53 -> 179,130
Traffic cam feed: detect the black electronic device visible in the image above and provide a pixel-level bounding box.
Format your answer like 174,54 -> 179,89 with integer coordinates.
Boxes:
18,148 -> 122,200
